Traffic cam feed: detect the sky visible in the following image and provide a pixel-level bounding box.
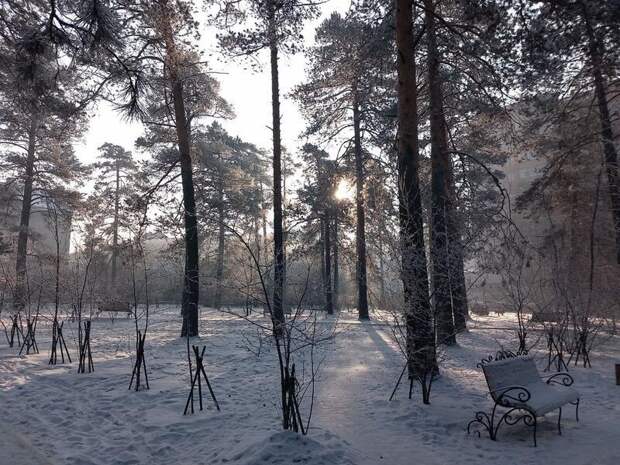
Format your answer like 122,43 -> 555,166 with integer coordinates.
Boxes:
77,0 -> 353,172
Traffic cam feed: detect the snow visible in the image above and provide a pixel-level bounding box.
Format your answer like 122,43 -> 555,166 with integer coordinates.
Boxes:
1,308 -> 619,465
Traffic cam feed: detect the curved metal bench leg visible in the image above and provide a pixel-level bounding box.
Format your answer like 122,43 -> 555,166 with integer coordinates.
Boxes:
575,399 -> 579,422
557,407 -> 562,435
533,416 -> 537,447
570,398 -> 580,422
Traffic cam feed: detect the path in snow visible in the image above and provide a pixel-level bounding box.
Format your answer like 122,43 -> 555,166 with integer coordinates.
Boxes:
0,308 -> 619,465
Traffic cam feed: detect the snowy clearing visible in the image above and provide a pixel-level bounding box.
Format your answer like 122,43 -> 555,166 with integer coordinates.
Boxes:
1,307 -> 619,465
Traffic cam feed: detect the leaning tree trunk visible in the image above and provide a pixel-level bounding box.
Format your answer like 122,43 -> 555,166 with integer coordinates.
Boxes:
582,4 -> 620,264
14,113 -> 37,313
352,93 -> 369,320
396,0 -> 436,403
269,10 -> 286,334
426,0 -> 457,345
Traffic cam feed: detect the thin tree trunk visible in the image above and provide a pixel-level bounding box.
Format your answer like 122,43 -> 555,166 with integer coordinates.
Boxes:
352,94 -> 369,320
172,80 -> 199,337
426,0 -> 456,345
53,206 -> 60,321
110,156 -> 120,294
215,168 -> 225,309
319,215 -> 326,306
378,240 -> 386,307
324,210 -> 333,315
333,211 -> 339,311
14,113 -> 37,313
269,6 -> 286,334
582,3 -> 620,264
396,0 -> 436,398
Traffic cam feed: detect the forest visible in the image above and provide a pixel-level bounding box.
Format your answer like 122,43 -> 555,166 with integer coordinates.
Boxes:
0,1 -> 618,465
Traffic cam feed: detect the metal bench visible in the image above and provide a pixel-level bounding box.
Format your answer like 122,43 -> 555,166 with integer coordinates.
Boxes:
97,301 -> 132,319
467,351 -> 580,446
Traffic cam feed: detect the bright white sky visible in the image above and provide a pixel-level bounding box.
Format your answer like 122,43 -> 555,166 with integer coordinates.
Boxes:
77,1 -> 353,174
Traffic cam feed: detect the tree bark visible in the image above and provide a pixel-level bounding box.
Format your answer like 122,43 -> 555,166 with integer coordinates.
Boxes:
14,113 -> 37,313
353,94 -> 369,320
269,7 -> 286,333
110,155 -> 120,294
582,3 -> 620,264
333,210 -> 340,311
215,165 -> 225,309
171,80 -> 199,337
396,0 -> 436,396
426,0 -> 457,345
324,210 -> 333,314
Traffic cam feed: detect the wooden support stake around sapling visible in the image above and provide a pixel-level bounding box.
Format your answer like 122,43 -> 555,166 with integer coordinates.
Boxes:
183,345 -> 220,415
78,320 -> 94,373
9,314 -> 23,348
129,330 -> 149,391
49,320 -> 71,365
283,363 -> 305,434
19,317 -> 39,355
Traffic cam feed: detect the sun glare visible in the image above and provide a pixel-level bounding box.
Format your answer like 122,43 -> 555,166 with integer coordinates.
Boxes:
334,179 -> 354,201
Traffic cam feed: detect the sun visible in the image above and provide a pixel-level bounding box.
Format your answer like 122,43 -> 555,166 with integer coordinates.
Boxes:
334,179 -> 354,201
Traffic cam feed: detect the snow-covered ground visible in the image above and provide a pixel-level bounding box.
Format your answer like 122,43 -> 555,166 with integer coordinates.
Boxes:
1,307 -> 618,465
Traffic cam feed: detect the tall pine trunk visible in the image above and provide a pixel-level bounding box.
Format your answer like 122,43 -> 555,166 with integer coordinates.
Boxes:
215,170 -> 225,309
14,113 -> 37,313
161,13 -> 200,337
110,156 -> 120,294
324,210 -> 333,315
171,80 -> 199,337
426,0 -> 457,345
333,211 -> 340,311
352,94 -> 369,320
268,7 -> 286,333
396,0 -> 435,403
582,3 -> 620,264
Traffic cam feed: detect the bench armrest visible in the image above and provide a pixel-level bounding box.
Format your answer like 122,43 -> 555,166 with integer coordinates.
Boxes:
490,385 -> 532,405
543,372 -> 574,387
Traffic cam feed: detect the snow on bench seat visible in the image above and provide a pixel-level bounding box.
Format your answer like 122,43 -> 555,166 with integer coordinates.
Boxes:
483,356 -> 580,416
468,353 -> 581,446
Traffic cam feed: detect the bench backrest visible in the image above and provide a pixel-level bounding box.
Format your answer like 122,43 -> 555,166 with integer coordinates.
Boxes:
482,356 -> 540,401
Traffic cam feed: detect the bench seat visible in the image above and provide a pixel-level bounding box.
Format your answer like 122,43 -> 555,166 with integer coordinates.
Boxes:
468,353 -> 580,446
499,383 -> 579,416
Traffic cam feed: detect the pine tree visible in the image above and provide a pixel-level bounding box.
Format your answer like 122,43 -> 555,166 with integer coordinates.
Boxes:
395,0 -> 435,403
293,11 -> 391,320
90,143 -> 137,297
218,0 -> 319,333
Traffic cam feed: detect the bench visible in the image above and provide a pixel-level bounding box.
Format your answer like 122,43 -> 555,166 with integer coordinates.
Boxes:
467,351 -> 580,446
97,301 -> 132,319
